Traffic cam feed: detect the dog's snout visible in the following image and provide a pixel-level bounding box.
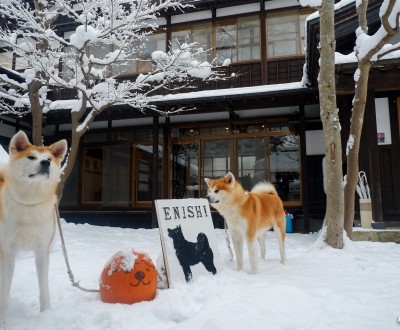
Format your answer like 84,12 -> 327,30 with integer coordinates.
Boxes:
40,159 -> 50,168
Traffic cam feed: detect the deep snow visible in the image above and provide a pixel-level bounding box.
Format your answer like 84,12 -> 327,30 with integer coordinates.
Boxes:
3,221 -> 400,330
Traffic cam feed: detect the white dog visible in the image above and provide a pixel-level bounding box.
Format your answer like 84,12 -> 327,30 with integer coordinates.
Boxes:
0,131 -> 67,327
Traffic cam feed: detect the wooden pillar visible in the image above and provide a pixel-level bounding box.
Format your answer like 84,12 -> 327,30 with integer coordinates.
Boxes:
163,117 -> 170,199
299,105 -> 309,233
259,0 -> 267,85
360,90 -> 383,223
388,95 -> 400,213
152,116 -> 159,228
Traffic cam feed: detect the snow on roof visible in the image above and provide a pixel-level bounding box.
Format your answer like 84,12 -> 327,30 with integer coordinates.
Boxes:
304,0 -> 356,22
48,81 -> 308,111
154,81 -> 306,102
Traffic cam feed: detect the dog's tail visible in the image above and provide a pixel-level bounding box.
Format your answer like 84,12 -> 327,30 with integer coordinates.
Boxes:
251,182 -> 278,196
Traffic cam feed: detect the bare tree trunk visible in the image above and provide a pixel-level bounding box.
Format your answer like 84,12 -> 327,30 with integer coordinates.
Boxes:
56,98 -> 88,201
319,0 -> 344,248
344,63 -> 371,236
343,0 -> 399,236
28,80 -> 43,145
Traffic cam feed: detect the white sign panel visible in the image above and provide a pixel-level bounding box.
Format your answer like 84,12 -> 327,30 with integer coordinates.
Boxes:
156,199 -> 221,286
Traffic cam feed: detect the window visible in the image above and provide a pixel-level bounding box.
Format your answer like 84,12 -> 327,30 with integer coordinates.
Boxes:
136,33 -> 166,74
203,140 -> 232,179
82,148 -> 103,204
135,144 -> 163,203
14,37 -> 35,70
266,10 -> 310,58
81,144 -> 162,206
171,17 -> 260,64
102,145 -> 130,206
237,138 -> 266,191
269,135 -> 300,201
237,16 -> 260,61
215,21 -> 237,63
191,23 -> 213,62
171,27 -> 191,50
267,12 -> 299,58
0,50 -> 13,69
172,143 -> 199,198
171,121 -> 301,205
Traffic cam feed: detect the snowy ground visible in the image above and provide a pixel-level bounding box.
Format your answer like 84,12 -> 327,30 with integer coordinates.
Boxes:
4,221 -> 400,330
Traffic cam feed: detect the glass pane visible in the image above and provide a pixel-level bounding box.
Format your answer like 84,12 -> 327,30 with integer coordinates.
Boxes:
267,13 -> 299,57
215,23 -> 237,63
192,23 -> 213,62
203,140 -> 231,179
136,145 -> 162,202
237,138 -> 266,191
269,135 -> 300,201
110,43 -> 137,77
172,143 -> 199,198
171,29 -> 191,50
238,17 -> 260,61
88,43 -> 112,78
102,145 -> 130,206
62,45 -> 77,81
0,52 -> 13,69
82,148 -> 103,203
137,33 -> 166,73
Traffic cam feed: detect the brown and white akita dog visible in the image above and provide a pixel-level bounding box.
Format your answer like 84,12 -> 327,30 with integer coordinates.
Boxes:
0,131 -> 67,327
205,172 -> 286,274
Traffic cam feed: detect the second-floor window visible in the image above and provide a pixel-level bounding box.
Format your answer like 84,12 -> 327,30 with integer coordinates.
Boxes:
171,16 -> 260,64
266,10 -> 309,58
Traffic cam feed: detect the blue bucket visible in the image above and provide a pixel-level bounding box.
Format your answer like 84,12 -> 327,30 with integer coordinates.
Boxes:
285,215 -> 293,233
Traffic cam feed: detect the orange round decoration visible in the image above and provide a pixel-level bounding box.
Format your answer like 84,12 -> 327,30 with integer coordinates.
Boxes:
100,250 -> 157,304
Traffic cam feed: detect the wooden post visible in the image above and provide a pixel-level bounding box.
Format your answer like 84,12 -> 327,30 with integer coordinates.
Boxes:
152,116 -> 159,228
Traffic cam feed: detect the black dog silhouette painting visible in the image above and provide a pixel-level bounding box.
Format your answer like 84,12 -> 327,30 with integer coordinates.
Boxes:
167,225 -> 217,282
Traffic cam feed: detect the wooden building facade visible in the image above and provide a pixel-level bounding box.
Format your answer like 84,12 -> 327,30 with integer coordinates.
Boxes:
1,0 -> 399,230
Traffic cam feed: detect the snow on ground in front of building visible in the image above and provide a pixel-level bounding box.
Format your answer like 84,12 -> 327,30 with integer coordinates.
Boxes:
4,221 -> 400,330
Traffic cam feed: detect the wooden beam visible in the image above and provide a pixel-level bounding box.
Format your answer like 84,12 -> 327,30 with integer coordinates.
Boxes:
151,116 -> 159,228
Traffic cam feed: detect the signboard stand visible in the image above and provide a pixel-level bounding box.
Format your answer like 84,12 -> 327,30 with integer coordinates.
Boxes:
155,199 -> 221,287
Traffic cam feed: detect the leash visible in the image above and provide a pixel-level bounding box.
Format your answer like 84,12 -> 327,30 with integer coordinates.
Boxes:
54,205 -> 99,293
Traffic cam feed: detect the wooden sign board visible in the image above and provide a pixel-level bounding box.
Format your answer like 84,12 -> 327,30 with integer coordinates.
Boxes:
156,199 -> 221,287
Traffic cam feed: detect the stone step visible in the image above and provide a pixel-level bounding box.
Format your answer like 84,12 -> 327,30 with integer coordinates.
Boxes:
351,229 -> 400,243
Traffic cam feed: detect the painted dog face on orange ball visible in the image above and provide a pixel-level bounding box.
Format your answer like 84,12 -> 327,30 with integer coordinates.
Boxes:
100,250 -> 157,304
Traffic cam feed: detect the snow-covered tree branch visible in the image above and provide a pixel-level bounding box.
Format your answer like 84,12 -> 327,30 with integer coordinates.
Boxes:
0,0 -> 226,199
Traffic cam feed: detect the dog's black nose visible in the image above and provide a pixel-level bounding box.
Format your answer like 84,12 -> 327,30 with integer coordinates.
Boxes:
40,159 -> 50,168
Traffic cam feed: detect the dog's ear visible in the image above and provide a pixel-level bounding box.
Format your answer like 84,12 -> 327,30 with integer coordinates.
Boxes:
50,139 -> 68,160
204,178 -> 211,187
9,131 -> 30,154
224,172 -> 235,186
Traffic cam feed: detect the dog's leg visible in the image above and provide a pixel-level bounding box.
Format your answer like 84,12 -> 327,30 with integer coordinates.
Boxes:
273,222 -> 286,264
181,264 -> 192,283
247,237 -> 259,274
34,247 -> 51,312
230,231 -> 243,271
258,232 -> 266,261
0,252 -> 16,327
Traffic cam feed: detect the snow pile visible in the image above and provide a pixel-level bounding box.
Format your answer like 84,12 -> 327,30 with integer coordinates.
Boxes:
3,221 -> 400,330
105,249 -> 138,276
